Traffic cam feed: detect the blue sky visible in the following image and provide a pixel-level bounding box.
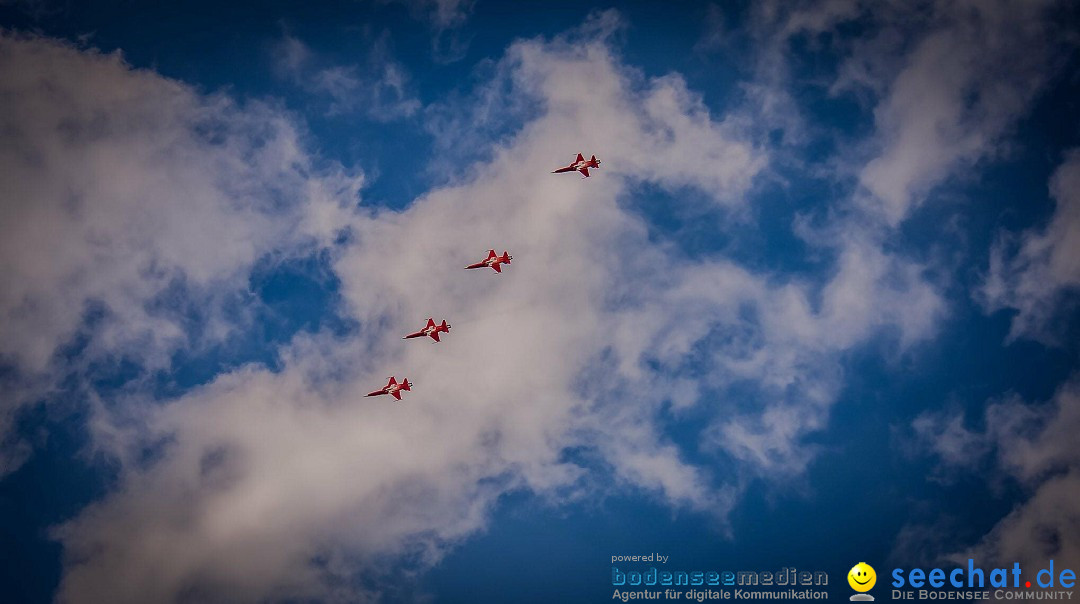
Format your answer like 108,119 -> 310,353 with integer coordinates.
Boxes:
1,1 -> 1079,603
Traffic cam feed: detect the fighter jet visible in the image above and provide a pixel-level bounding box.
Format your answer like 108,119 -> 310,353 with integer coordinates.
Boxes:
403,318 -> 451,342
552,153 -> 601,178
366,376 -> 412,401
466,249 -> 513,273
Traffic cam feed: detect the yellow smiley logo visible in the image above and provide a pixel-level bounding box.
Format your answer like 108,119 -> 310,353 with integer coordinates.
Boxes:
848,562 -> 876,592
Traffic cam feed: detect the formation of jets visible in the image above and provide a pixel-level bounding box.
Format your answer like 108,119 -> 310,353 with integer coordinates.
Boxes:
368,153 -> 600,402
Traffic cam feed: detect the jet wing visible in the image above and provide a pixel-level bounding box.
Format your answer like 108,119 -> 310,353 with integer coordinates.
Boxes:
578,166 -> 590,177
391,390 -> 402,400
491,263 -> 502,273
575,153 -> 585,162
429,331 -> 441,342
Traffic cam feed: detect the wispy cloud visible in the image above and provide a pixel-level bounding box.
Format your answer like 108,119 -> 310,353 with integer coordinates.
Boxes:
850,0 -> 1071,224
981,150 -> 1080,343
273,32 -> 421,121
911,376 -> 1080,569
415,0 -> 474,30
0,32 -> 360,474
741,0 -> 1080,579
378,0 -> 476,62
727,0 -> 1074,224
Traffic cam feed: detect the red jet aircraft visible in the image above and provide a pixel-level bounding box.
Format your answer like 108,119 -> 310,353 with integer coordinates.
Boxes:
552,153 -> 601,178
466,249 -> 512,273
403,318 -> 451,342
366,376 -> 412,401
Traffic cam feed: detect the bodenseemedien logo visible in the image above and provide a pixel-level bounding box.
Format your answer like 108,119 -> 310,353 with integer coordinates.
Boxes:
848,562 -> 877,601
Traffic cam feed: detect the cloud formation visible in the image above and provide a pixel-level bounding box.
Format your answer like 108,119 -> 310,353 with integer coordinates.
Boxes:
0,33 -> 359,473
982,150 -> 1080,343
0,0 -> 1076,601
380,0 -> 476,62
912,377 -> 1080,570
0,8 -> 963,600
746,0 -> 1073,224
0,14 -> 953,603
274,32 -> 422,121
853,0 -> 1069,224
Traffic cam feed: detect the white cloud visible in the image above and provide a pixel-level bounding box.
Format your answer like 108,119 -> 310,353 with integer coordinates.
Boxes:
912,377 -> 1080,570
425,12 -> 765,206
420,0 -> 474,30
910,411 -> 990,472
0,18 -> 947,604
378,0 -> 476,62
853,0 -> 1067,224
379,0 -> 474,31
765,0 -> 862,39
0,33 -> 360,473
735,0 -> 1070,225
273,33 -> 421,121
981,150 -> 1080,343
956,470 -> 1080,571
